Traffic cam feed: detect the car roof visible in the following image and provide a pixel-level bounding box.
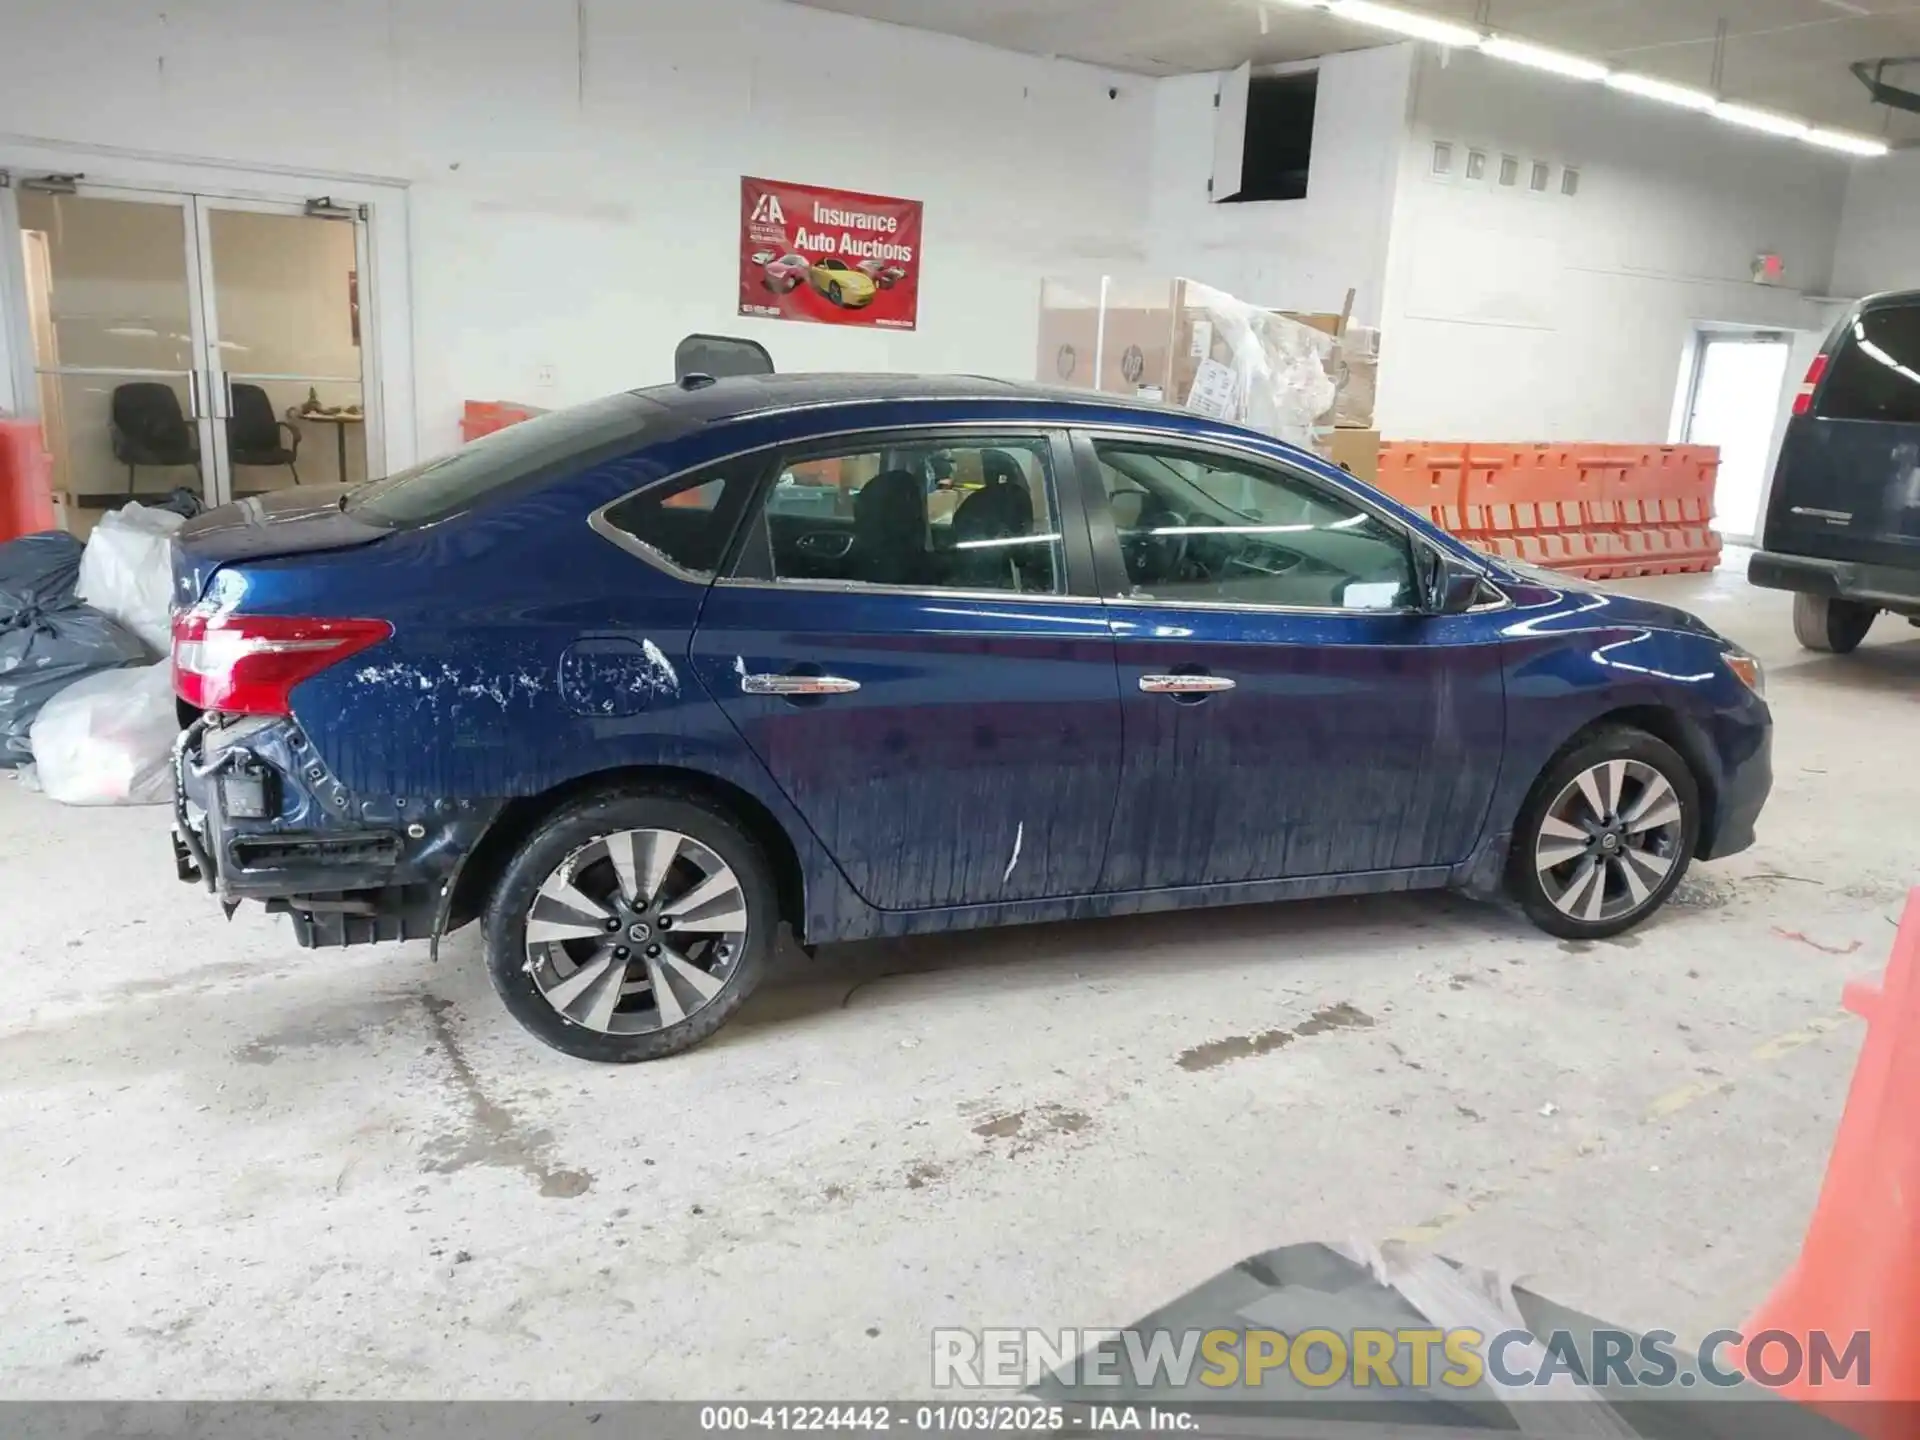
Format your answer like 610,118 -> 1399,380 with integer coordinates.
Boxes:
1860,287 -> 1920,310
628,372 -> 1173,425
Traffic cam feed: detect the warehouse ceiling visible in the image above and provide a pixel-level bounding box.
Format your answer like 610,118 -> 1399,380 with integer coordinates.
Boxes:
785,0 -> 1920,136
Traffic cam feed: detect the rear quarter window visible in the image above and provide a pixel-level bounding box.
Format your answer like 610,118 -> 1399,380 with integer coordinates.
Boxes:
346,393 -> 669,526
1816,304 -> 1920,424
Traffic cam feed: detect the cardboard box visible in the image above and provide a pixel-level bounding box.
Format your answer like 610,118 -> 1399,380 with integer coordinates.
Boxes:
1324,428 -> 1381,486
1278,311 -> 1347,339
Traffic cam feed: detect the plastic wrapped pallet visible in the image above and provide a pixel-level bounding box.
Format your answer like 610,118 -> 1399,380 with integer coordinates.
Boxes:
1180,282 -> 1337,452
76,501 -> 186,656
29,662 -> 177,806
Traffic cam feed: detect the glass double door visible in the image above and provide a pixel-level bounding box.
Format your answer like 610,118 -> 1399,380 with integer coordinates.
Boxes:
17,182 -> 373,520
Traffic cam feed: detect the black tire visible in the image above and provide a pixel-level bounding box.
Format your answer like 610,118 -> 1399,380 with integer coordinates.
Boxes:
828,281 -> 843,306
1792,593 -> 1876,654
483,790 -> 776,1063
1508,727 -> 1700,941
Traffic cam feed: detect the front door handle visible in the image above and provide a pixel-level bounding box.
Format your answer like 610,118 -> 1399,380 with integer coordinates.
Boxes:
741,673 -> 861,697
1139,674 -> 1235,696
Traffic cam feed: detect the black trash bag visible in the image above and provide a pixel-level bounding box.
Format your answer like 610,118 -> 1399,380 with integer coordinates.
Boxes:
0,598 -> 148,767
0,530 -> 85,622
151,487 -> 206,520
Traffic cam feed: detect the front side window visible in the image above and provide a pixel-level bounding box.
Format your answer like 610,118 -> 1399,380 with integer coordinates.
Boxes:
749,436 -> 1063,595
1093,441 -> 1414,611
1816,304 -> 1920,424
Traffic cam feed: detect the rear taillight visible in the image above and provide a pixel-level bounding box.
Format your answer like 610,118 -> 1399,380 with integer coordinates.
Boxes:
172,610 -> 392,716
1792,353 -> 1830,416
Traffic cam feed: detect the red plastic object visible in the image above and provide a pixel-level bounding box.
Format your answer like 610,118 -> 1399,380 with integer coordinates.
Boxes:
0,419 -> 57,542
1746,888 -> 1920,1436
460,400 -> 542,445
172,608 -> 393,716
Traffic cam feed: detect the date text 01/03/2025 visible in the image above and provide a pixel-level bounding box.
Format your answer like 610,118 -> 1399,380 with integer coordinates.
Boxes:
697,1404 -> 1198,1433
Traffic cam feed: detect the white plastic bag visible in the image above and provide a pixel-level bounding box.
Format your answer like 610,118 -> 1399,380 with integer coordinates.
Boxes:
76,503 -> 186,656
29,664 -> 178,806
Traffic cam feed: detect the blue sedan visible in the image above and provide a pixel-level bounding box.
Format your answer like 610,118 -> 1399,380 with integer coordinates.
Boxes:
169,375 -> 1773,1062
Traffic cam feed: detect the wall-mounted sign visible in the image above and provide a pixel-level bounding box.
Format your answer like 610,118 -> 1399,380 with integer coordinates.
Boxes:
739,177 -> 922,331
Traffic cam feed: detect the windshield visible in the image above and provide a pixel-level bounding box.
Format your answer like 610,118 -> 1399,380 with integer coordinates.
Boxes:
345,392 -> 667,527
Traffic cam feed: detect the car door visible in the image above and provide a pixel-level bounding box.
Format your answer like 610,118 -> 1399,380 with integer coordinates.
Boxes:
1074,431 -> 1506,892
688,427 -> 1124,911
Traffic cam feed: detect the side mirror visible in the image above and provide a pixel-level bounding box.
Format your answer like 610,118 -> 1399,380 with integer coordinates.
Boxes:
1416,544 -> 1487,616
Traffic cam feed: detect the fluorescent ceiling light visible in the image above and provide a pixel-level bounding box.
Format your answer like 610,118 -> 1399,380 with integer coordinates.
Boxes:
1606,72 -> 1716,111
1325,0 -> 1482,48
1714,102 -> 1809,139
1806,128 -> 1891,157
1480,36 -> 1609,82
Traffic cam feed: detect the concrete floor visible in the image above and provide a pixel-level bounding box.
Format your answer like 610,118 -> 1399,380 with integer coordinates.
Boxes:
2,560 -> 1915,1399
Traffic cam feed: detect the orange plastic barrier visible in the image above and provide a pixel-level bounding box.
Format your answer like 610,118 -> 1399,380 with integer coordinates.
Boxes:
460,400 -> 544,445
1373,443 -> 1467,534
1375,439 -> 1722,578
0,419 -> 57,543
1745,887 -> 1920,1438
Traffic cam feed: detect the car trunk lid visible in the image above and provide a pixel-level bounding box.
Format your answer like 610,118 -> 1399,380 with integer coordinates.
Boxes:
170,485 -> 392,606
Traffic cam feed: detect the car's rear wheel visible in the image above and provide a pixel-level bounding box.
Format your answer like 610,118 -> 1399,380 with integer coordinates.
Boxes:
483,791 -> 775,1062
1793,593 -> 1876,654
1509,728 -> 1699,940
828,281 -> 843,306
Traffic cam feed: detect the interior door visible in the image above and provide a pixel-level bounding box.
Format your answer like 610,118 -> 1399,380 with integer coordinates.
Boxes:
688,428 -> 1124,911
194,197 -> 375,499
1075,432 -> 1506,892
12,182 -> 218,520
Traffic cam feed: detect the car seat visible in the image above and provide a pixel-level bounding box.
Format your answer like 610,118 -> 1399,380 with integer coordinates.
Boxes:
949,454 -> 1037,590
851,469 -> 928,587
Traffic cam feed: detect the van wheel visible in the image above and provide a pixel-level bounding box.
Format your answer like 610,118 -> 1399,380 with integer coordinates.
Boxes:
1793,594 -> 1876,654
1509,728 -> 1699,941
483,791 -> 775,1063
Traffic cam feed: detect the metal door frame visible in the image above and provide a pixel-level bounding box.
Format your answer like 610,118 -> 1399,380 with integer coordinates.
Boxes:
190,193 -> 380,502
0,141 -> 415,512
1,175 -> 222,507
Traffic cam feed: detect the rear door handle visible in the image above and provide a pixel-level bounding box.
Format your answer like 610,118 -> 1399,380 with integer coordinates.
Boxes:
741,673 -> 861,697
1139,674 -> 1235,695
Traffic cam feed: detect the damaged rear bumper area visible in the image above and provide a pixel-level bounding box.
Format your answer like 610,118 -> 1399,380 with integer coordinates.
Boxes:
172,715 -> 496,949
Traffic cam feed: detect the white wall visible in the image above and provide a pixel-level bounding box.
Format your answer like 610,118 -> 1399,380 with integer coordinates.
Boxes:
1376,50 -> 1850,442
3,0 -> 1153,454
1144,45 -> 1415,326
1832,149 -> 1920,300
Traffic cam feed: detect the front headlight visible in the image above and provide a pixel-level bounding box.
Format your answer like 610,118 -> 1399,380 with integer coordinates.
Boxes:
1722,648 -> 1766,700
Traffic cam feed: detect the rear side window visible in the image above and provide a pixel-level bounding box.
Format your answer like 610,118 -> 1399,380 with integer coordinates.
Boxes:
595,456 -> 764,578
346,393 -> 667,526
1816,305 -> 1920,423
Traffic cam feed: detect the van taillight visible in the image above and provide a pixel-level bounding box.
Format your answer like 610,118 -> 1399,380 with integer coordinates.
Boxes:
172,610 -> 392,716
1793,353 -> 1830,416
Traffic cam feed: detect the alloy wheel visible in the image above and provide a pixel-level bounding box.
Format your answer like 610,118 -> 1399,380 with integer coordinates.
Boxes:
1534,758 -> 1686,925
523,828 -> 748,1035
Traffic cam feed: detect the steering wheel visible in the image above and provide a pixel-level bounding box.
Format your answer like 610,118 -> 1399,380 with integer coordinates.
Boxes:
1123,507 -> 1190,589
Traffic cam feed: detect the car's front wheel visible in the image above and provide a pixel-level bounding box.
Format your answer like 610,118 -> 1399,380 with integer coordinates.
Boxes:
1509,728 -> 1700,940
1793,593 -> 1876,654
483,790 -> 775,1062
